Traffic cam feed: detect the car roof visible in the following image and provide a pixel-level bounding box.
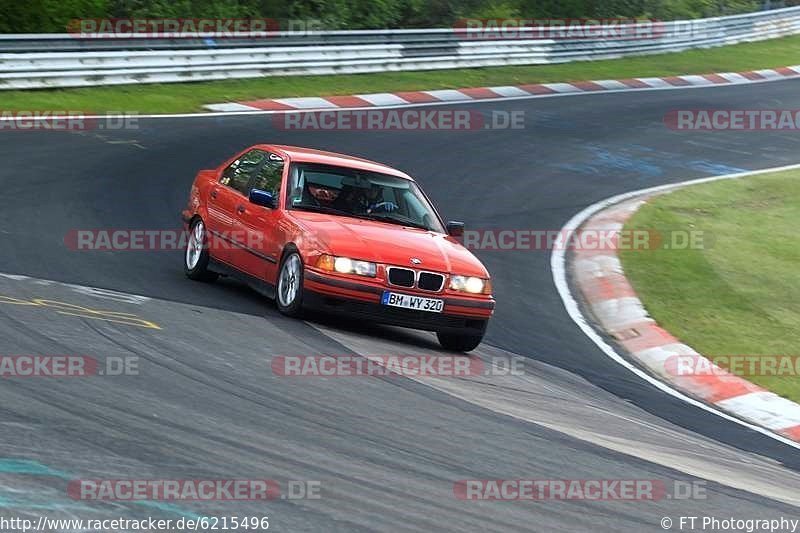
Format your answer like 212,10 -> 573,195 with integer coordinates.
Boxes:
257,145 -> 414,180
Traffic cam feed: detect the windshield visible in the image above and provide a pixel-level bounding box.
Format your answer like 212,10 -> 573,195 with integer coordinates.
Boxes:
286,162 -> 445,233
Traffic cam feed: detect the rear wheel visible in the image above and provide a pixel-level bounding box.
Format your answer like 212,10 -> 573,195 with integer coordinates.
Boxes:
184,218 -> 218,282
276,251 -> 304,317
436,331 -> 484,352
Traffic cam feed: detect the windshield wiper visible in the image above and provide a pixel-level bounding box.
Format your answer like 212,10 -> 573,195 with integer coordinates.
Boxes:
366,213 -> 431,231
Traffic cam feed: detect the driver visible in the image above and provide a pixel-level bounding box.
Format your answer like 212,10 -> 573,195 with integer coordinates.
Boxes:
364,183 -> 398,214
334,183 -> 398,214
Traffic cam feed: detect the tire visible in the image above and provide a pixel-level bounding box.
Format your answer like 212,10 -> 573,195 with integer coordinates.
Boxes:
276,251 -> 304,317
184,218 -> 218,282
436,331 -> 484,352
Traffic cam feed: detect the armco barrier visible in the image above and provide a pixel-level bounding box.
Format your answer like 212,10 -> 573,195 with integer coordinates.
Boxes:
1,7 -> 800,89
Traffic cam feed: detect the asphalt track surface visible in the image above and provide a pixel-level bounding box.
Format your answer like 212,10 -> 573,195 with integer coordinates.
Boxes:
2,80 -> 800,531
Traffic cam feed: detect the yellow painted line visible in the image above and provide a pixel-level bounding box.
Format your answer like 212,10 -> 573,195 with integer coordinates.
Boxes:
0,294 -> 161,330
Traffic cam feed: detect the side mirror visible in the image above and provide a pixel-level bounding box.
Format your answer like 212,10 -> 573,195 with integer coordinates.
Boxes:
249,188 -> 276,209
446,221 -> 465,237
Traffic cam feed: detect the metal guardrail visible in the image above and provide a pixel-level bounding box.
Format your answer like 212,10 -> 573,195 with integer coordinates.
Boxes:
1,7 -> 800,90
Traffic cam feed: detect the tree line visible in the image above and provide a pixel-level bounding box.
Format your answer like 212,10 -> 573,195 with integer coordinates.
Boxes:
0,0 -> 786,33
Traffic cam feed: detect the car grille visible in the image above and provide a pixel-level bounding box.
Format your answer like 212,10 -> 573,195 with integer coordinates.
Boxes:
386,267 -> 445,292
387,267 -> 415,288
418,272 -> 445,292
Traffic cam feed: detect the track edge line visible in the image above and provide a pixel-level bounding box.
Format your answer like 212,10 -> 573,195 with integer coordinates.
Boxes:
551,162 -> 800,451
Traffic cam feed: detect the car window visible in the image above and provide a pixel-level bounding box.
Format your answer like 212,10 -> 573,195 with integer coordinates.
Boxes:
402,190 -> 426,220
251,156 -> 284,197
220,149 -> 267,195
286,162 -> 445,233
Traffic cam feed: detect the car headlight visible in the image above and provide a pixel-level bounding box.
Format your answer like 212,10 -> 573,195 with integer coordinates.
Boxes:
449,275 -> 492,294
317,254 -> 376,277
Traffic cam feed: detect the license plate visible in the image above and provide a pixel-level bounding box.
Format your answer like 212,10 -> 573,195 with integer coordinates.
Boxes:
381,291 -> 444,313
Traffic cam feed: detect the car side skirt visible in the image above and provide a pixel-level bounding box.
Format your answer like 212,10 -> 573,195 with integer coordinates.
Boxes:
208,258 -> 277,300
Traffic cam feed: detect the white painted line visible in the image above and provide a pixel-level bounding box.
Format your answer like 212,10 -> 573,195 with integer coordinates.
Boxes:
551,162 -> 800,451
64,284 -> 151,305
787,66 -> 800,74
541,83 -> 582,93
272,97 -> 338,109
6,67 -> 800,121
204,102 -> 260,112
486,86 -> 531,97
0,272 -> 151,304
593,80 -> 629,90
0,273 -> 31,281
636,77 -> 673,88
355,93 -> 409,106
716,392 -> 800,431
422,89 -> 473,101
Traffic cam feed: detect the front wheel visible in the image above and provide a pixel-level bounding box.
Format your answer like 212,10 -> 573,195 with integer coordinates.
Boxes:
276,251 -> 304,317
436,331 -> 484,352
185,218 -> 218,282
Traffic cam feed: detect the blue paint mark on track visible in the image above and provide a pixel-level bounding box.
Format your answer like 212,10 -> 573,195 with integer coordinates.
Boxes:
0,459 -> 201,518
687,161 -> 748,175
553,143 -> 748,181
0,459 -> 70,479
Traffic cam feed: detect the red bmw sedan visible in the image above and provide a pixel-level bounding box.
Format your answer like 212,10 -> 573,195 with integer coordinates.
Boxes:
181,145 -> 494,351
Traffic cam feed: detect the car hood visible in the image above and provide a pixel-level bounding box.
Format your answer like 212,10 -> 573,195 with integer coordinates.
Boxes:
290,211 -> 488,277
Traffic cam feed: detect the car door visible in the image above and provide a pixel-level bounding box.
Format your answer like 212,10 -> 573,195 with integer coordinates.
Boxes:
235,152 -> 286,281
207,149 -> 268,265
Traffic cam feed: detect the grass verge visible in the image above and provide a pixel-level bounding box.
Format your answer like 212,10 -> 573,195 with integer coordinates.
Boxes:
619,169 -> 800,403
4,33 -> 800,114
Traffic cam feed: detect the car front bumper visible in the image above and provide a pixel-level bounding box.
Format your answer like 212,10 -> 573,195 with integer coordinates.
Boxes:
303,269 -> 493,335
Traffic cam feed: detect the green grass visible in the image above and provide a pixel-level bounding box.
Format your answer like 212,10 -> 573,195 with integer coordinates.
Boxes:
619,170 -> 800,402
4,33 -> 800,114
